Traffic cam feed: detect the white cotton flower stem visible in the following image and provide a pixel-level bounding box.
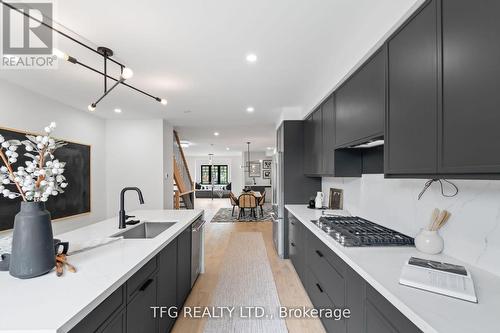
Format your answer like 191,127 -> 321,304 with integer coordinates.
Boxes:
0,148 -> 26,201
35,147 -> 47,189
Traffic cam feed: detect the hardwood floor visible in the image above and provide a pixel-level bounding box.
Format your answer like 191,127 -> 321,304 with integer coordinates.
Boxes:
171,219 -> 325,333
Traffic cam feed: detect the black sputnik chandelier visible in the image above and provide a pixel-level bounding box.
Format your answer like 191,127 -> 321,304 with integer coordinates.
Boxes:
2,1 -> 168,112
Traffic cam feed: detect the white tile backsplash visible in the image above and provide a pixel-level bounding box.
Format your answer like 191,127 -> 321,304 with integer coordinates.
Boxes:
322,174 -> 500,277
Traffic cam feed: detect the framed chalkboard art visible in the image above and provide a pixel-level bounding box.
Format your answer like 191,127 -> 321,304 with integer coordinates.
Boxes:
0,126 -> 91,231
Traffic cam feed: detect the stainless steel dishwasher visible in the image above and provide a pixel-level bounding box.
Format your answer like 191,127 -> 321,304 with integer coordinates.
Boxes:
191,217 -> 205,286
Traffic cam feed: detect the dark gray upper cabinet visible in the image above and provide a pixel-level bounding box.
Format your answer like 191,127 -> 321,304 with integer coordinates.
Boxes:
322,96 -> 335,175
440,0 -> 500,174
385,0 -> 438,176
313,108 -> 323,174
303,114 -> 314,175
335,47 -> 385,148
303,108 -> 323,176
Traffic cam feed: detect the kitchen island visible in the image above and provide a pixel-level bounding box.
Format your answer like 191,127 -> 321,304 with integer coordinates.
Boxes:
0,209 -> 204,333
286,204 -> 500,333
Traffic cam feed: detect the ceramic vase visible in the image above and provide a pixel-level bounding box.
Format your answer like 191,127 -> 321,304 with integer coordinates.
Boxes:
415,229 -> 444,255
9,202 -> 55,279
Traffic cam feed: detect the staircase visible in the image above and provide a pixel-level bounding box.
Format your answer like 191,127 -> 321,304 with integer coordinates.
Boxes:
173,130 -> 195,209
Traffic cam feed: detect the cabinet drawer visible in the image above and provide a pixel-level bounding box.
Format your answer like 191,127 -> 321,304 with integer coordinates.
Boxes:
127,274 -> 158,333
308,232 -> 345,277
70,286 -> 125,333
366,285 -> 421,333
127,256 -> 158,300
306,269 -> 346,333
307,242 -> 345,307
97,309 -> 126,333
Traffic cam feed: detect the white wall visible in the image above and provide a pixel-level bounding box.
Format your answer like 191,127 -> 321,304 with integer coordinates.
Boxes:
0,79 -> 107,235
243,151 -> 273,187
105,119 -> 173,216
322,175 -> 500,277
162,120 -> 174,209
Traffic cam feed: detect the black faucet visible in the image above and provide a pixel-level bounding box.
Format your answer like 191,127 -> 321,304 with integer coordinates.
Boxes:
119,187 -> 145,229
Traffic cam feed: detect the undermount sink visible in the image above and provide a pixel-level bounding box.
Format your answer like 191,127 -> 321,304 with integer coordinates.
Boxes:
112,222 -> 176,239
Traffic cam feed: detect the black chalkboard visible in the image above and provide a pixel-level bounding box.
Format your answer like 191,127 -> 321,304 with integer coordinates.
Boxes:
0,127 -> 91,231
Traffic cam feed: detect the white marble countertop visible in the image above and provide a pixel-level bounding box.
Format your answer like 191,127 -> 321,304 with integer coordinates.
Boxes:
286,204 -> 500,333
0,209 -> 204,333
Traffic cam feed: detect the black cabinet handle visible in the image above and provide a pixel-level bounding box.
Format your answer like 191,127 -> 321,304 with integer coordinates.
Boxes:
315,250 -> 324,258
291,222 -> 295,225
291,242 -> 295,247
316,283 -> 323,293
139,278 -> 154,291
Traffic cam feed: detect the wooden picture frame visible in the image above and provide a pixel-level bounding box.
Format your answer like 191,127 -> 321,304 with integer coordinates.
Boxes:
329,188 -> 343,210
0,126 -> 92,231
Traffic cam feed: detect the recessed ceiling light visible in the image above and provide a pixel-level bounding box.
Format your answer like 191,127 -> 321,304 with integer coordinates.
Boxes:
267,147 -> 273,150
226,147 -> 230,151
114,108 -> 122,114
246,53 -> 257,63
246,106 -> 255,113
214,132 -> 219,136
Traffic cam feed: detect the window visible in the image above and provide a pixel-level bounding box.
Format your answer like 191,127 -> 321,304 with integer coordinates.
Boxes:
200,165 -> 229,185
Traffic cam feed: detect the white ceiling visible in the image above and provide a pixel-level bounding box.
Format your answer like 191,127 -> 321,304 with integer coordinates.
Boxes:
0,0 -> 420,155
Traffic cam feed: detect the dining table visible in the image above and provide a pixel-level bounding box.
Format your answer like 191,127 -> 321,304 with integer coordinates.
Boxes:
239,191 -> 262,198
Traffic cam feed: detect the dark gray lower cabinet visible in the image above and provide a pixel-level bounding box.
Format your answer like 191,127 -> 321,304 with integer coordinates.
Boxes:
157,239 -> 178,333
127,274 -> 158,333
69,223 -> 195,333
287,211 -> 421,333
176,226 -> 192,307
288,213 -> 306,282
70,286 -> 126,333
99,310 -> 126,333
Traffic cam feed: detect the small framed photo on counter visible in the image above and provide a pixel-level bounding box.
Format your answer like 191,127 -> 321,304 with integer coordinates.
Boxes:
329,188 -> 343,210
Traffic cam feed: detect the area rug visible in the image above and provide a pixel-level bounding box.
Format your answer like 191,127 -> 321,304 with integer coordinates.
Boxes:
202,232 -> 288,333
211,204 -> 273,223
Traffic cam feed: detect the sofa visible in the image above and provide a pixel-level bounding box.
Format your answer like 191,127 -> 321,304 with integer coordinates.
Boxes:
195,183 -> 231,198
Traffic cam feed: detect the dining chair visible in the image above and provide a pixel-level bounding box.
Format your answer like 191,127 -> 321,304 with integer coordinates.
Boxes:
258,192 -> 266,217
238,193 -> 257,220
229,192 -> 239,217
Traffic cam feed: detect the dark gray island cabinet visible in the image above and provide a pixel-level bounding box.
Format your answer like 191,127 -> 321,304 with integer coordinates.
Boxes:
70,223 -> 194,333
287,210 -> 421,333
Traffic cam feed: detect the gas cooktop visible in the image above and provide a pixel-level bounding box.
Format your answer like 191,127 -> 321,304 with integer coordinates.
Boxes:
313,216 -> 414,247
